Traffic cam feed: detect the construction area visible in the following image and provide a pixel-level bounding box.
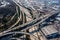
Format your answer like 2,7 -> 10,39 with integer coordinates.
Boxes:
0,0 -> 60,40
